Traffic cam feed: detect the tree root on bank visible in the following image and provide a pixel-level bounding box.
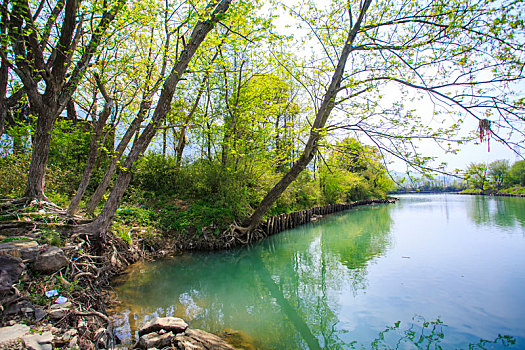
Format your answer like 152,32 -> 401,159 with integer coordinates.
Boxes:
0,197 -> 87,238
223,222 -> 266,247
74,310 -> 110,324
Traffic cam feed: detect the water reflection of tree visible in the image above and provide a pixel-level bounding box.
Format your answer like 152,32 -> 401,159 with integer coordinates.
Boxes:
259,204 -> 393,349
114,204 -> 395,348
467,196 -> 525,229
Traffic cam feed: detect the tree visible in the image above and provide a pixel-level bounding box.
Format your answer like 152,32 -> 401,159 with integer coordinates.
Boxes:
488,160 -> 510,191
508,160 -> 525,186
237,0 -> 524,235
66,74 -> 114,216
1,0 -> 126,200
465,163 -> 488,192
320,138 -> 393,202
78,0 -> 233,236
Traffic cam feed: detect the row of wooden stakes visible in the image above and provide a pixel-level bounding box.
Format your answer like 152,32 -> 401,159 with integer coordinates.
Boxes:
261,198 -> 397,237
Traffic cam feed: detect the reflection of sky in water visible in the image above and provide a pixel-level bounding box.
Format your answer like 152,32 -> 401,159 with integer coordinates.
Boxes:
112,194 -> 525,349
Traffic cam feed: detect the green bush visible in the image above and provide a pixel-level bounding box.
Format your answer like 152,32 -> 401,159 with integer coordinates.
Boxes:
131,153 -> 182,196
130,155 -> 257,219
508,160 -> 525,186
159,202 -> 235,234
0,153 -> 30,198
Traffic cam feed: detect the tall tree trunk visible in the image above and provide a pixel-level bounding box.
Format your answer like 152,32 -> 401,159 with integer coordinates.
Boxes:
0,57 -> 7,138
67,77 -> 114,216
162,119 -> 167,157
0,105 -> 5,138
85,33 -> 170,216
221,60 -> 244,167
0,1 -> 7,138
243,0 -> 372,232
175,71 -> 209,166
275,114 -> 282,171
24,109 -> 57,200
79,0 -> 232,235
66,99 -> 77,123
6,0 -> 125,200
175,126 -> 187,166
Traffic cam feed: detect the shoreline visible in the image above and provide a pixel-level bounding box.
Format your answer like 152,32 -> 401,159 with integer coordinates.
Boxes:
0,197 -> 398,349
457,192 -> 525,197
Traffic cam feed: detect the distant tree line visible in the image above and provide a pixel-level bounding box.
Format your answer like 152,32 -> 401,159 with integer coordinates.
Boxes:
391,159 -> 525,195
390,176 -> 466,194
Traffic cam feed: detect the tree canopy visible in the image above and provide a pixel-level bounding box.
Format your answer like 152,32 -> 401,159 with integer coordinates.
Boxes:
0,0 -> 523,237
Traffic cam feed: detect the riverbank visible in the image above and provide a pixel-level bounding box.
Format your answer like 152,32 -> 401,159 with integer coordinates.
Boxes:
0,197 -> 397,349
458,191 -> 525,197
174,198 -> 398,251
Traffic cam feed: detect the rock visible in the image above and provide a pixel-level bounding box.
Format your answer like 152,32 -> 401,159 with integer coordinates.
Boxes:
61,329 -> 78,342
69,335 -> 79,349
0,254 -> 25,293
33,247 -> 68,274
0,240 -> 40,262
21,306 -> 34,314
0,324 -> 30,346
4,300 -> 34,316
136,331 -> 176,349
138,317 -> 188,337
176,329 -> 234,350
22,331 -> 53,350
220,329 -> 258,350
50,301 -> 72,309
48,308 -> 69,320
34,308 -> 46,322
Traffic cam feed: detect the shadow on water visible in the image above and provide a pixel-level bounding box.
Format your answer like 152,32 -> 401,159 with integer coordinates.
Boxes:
111,200 -> 522,349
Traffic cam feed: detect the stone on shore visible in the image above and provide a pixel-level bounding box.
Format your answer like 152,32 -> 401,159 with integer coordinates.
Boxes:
0,255 -> 25,293
33,247 -> 68,274
138,316 -> 188,337
176,329 -> 234,350
0,240 -> 40,262
136,331 -> 176,349
0,324 -> 30,346
22,331 -> 53,350
48,301 -> 72,320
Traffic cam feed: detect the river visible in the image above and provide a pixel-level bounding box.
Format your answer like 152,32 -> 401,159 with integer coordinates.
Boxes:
111,194 -> 525,349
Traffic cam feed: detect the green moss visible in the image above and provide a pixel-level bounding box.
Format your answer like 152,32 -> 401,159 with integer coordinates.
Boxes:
38,228 -> 63,247
0,236 -> 27,243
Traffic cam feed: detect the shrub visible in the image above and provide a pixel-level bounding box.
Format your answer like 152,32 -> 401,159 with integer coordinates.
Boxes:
0,153 -> 30,198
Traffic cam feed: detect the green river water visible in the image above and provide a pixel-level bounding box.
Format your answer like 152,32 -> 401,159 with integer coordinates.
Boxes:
111,194 -> 525,349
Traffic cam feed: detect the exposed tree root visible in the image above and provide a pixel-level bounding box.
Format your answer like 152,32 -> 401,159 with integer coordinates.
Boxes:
74,310 -> 110,324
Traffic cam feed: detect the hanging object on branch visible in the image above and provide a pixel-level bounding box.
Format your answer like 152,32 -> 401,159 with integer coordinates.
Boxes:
478,119 -> 491,152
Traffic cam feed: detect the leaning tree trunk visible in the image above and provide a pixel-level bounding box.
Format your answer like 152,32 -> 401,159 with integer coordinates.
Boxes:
79,0 -> 232,235
84,97 -> 153,215
243,0 -> 372,232
67,88 -> 114,216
